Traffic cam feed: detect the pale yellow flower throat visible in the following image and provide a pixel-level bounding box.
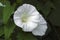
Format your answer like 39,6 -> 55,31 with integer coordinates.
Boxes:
21,13 -> 28,22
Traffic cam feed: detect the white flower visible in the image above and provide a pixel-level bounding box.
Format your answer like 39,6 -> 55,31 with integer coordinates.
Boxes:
13,4 -> 47,36
0,2 -> 5,7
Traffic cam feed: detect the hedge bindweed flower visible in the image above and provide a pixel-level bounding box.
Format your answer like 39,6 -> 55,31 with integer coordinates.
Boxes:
13,4 -> 47,36
0,2 -> 5,7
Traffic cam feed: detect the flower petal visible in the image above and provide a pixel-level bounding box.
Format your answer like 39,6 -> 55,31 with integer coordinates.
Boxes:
22,4 -> 36,14
13,5 -> 25,28
22,21 -> 38,32
39,14 -> 47,24
18,4 -> 37,15
32,24 -> 47,36
14,4 -> 39,28
28,11 -> 40,23
13,17 -> 23,28
13,4 -> 48,34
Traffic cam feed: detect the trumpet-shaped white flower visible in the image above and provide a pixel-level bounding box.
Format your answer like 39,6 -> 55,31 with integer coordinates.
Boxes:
13,4 -> 47,36
0,2 -> 5,7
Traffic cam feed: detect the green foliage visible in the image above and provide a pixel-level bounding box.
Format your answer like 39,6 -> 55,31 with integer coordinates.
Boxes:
34,1 -> 54,18
0,7 -> 4,36
4,19 -> 15,40
0,26 -> 4,36
39,1 -> 54,17
17,29 -> 37,40
3,1 -> 15,24
48,0 -> 60,26
0,0 -> 7,3
2,1 -> 16,40
16,0 -> 23,4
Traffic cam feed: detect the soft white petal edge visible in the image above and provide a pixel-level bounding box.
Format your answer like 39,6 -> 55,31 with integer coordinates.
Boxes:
39,14 -> 47,24
32,24 -> 47,36
22,21 -> 38,32
0,2 -> 5,7
13,4 -> 39,29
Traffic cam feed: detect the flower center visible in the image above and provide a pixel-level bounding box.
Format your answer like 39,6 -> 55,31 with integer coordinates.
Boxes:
21,13 -> 28,23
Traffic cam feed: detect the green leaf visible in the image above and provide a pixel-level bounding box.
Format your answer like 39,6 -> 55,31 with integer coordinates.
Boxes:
4,19 -> 16,40
0,6 -> 3,24
0,7 -> 4,36
0,0 -> 7,3
0,26 -> 4,36
16,0 -> 22,4
48,0 -> 60,26
41,2 -> 53,17
17,28 -> 37,40
3,1 -> 15,24
37,1 -> 54,17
